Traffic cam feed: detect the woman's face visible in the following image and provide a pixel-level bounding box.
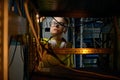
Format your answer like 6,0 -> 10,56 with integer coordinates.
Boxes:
50,17 -> 67,36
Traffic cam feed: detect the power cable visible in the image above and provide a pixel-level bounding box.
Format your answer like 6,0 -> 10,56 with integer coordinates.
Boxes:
9,37 -> 18,68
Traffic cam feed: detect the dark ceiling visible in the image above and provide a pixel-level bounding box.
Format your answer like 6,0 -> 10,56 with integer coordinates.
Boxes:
30,0 -> 120,17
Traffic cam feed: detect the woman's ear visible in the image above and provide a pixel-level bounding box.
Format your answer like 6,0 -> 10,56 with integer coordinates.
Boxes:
63,28 -> 67,33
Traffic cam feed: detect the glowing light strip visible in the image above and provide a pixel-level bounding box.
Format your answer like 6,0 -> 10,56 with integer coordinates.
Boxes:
53,48 -> 113,54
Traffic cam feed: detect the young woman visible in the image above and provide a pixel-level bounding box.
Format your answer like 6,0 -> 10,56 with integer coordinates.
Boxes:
37,17 -> 74,70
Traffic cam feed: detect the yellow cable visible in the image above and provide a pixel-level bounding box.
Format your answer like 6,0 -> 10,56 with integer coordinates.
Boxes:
24,1 -> 43,59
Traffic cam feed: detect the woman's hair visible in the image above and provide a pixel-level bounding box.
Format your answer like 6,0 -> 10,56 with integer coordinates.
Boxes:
63,17 -> 69,25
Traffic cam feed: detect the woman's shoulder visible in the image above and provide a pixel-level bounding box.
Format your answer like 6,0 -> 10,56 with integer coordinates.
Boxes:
62,38 -> 72,48
66,42 -> 72,48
